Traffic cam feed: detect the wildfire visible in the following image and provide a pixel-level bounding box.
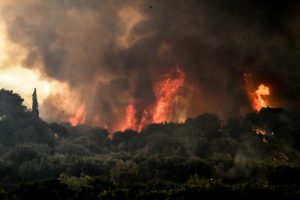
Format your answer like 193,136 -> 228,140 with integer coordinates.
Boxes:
152,67 -> 185,123
68,104 -> 87,126
121,104 -> 138,131
121,66 -> 185,132
243,73 -> 272,112
250,84 -> 270,111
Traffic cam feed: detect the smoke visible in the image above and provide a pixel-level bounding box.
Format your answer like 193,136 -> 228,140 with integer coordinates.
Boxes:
1,0 -> 300,131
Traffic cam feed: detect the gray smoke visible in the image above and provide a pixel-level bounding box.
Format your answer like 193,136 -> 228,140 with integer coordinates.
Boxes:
1,0 -> 300,130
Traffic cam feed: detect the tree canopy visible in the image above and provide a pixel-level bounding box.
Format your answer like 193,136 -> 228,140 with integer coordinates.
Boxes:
0,89 -> 299,199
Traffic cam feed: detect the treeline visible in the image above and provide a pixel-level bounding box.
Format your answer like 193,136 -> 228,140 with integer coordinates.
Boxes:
0,89 -> 299,199
0,176 -> 299,200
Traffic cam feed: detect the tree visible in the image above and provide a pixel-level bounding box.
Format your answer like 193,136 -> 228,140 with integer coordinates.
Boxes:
110,160 -> 138,186
14,178 -> 70,200
0,89 -> 26,117
32,88 -> 39,117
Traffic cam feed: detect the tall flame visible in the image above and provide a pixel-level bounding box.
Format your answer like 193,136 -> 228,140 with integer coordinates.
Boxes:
251,84 -> 270,111
152,67 -> 185,123
68,104 -> 87,126
121,104 -> 138,131
121,66 -> 185,132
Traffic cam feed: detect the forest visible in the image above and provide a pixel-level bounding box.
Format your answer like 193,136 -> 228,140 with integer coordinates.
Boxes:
0,89 -> 299,199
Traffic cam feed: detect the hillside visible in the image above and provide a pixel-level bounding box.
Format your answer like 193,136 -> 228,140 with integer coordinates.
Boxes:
0,89 -> 299,199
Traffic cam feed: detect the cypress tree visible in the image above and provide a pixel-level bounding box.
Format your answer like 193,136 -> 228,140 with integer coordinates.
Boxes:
32,88 -> 39,117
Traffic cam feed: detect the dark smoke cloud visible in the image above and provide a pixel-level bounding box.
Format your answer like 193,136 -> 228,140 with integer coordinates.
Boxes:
1,0 -> 300,130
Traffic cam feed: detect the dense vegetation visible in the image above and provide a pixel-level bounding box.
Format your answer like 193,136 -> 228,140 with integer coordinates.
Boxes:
0,89 -> 299,199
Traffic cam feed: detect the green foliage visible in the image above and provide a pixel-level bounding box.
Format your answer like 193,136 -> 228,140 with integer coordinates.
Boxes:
186,174 -> 210,187
0,89 -> 25,117
0,176 -> 297,200
13,178 -> 70,200
3,145 -> 40,166
110,160 -> 138,186
0,89 -> 54,146
0,90 -> 299,198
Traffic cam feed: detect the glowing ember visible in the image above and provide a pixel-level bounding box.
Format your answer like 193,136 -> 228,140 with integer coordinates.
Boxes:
256,128 -> 267,135
54,133 -> 59,140
262,138 -> 268,144
68,104 -> 86,126
251,84 -> 270,111
273,152 -> 289,161
279,152 -> 289,161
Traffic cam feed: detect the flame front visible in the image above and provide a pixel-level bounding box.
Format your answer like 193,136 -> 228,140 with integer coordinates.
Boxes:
68,104 -> 87,126
152,67 -> 185,123
121,66 -> 185,132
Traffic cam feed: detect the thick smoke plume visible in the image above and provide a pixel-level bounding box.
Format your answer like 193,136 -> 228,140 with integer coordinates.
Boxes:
1,0 -> 300,131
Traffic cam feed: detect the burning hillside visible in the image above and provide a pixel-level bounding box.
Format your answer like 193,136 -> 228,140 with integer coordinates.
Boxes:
120,66 -> 185,132
0,1 -> 300,132
1,1 -> 300,199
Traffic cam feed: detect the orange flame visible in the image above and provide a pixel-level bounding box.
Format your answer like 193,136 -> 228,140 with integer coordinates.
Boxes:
251,84 -> 270,111
256,128 -> 266,135
121,66 -> 185,132
262,138 -> 268,144
68,104 -> 86,126
137,109 -> 150,132
152,67 -> 185,123
121,104 -> 138,131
